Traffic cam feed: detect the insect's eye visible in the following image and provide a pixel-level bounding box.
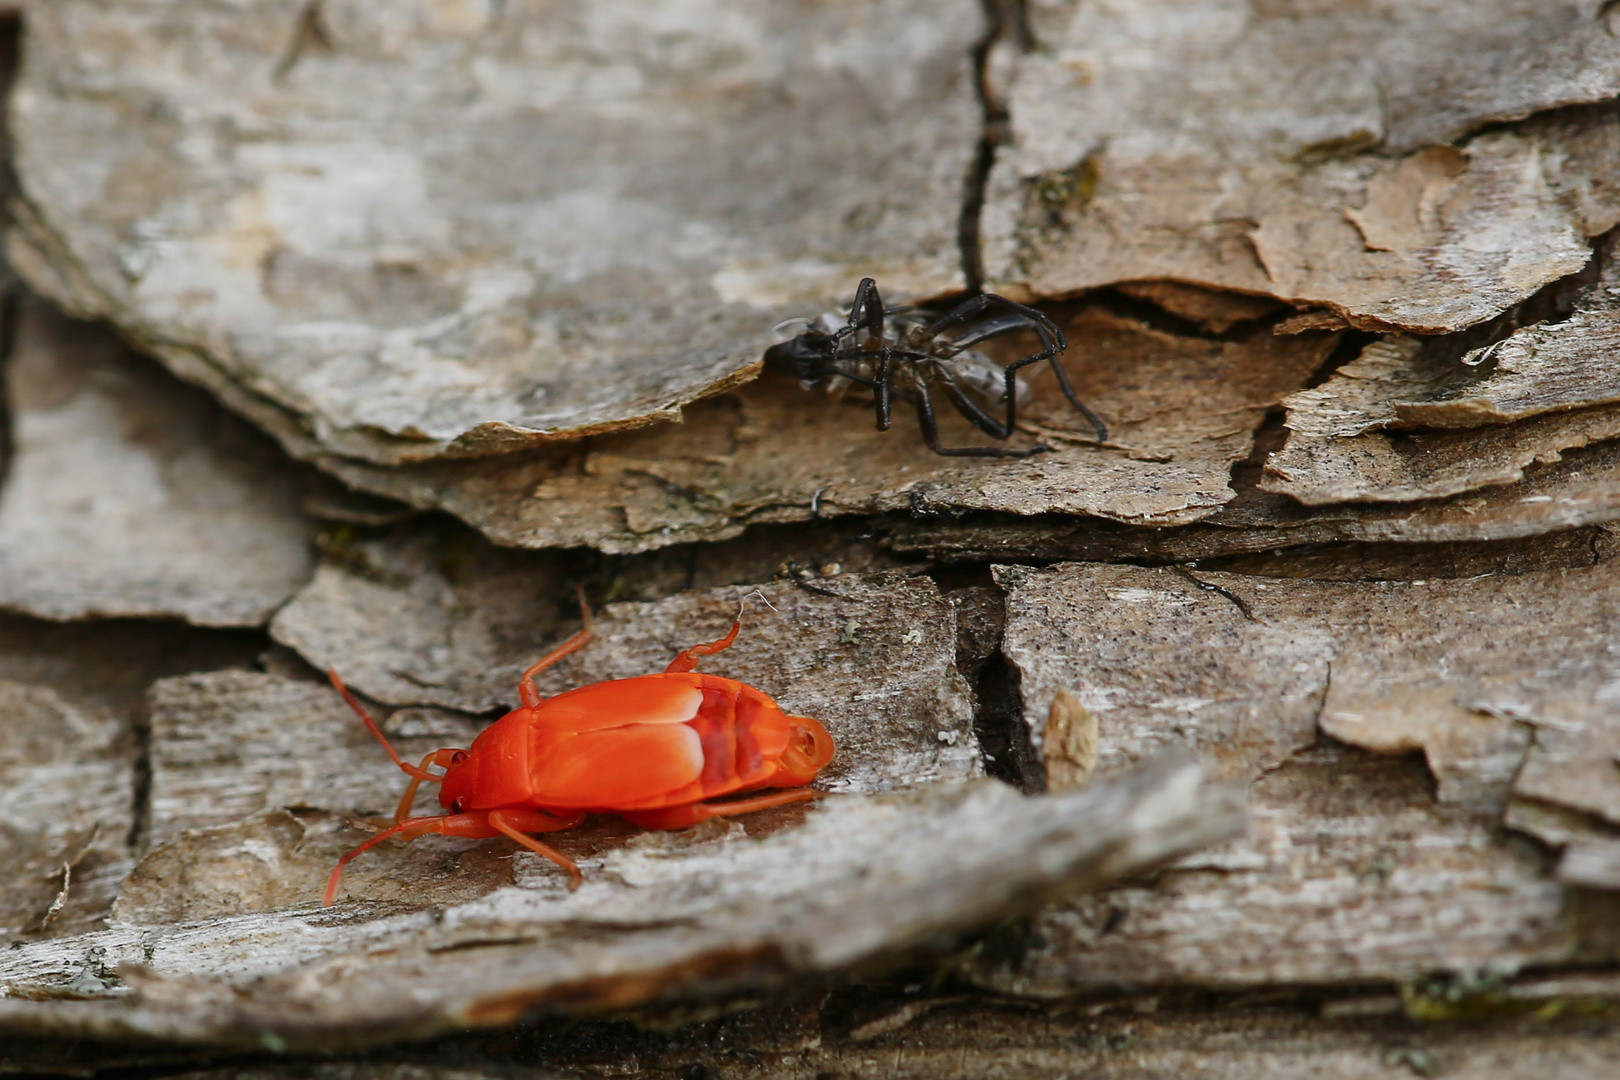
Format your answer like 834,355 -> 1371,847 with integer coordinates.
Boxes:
451,798 -> 465,814
451,751 -> 468,765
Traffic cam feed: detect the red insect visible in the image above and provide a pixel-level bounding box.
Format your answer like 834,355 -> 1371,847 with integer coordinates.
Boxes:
323,598 -> 836,905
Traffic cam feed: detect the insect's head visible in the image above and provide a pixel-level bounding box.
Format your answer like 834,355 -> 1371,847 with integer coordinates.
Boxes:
435,748 -> 475,813
763,329 -> 838,382
763,311 -> 856,383
774,714 -> 836,786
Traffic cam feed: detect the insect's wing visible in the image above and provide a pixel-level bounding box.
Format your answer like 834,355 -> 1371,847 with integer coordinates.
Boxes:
534,676 -> 703,731
530,721 -> 705,808
526,676 -> 708,808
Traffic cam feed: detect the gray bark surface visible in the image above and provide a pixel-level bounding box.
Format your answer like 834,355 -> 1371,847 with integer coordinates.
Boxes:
983,2 -> 1620,331
0,299 -> 315,625
9,0 -> 979,464
895,437 -> 1620,564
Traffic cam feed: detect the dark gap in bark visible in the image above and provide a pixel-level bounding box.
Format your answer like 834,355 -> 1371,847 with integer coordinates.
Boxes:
1195,528 -> 1610,582
1222,403 -> 1294,505
1432,94 -> 1620,160
1300,329 -> 1381,391
959,2 -> 1024,294
0,13 -> 21,484
920,566 -> 1030,793
1080,287 -> 1229,341
1077,287 -> 1297,344
126,704 -> 156,855
274,1 -> 335,82
926,563 -> 1042,793
0,288 -> 19,490
974,648 -> 1041,792
1411,225 -> 1612,382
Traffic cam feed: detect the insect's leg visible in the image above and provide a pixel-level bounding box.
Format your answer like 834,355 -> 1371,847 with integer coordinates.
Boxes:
664,619 -> 742,674
388,749 -> 464,824
619,788 -> 821,830
874,347 -> 895,431
393,752 -> 440,823
520,585 -> 595,707
325,810 -> 500,906
330,670 -> 438,782
498,807 -> 588,832
931,363 -> 1012,439
855,277 -> 885,342
817,364 -> 878,389
912,292 -> 1082,436
914,293 -> 1068,357
487,808 -> 585,890
945,294 -> 1103,441
819,363 -> 921,410
1003,352 -> 1107,442
912,375 -> 1049,458
831,278 -> 886,351
1045,354 -> 1108,441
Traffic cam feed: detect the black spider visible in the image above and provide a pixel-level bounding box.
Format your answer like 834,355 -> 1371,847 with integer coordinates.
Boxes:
763,277 -> 1106,457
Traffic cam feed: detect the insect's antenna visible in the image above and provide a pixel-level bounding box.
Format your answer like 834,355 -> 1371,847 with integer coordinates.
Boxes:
328,669 -> 436,781
738,588 -> 779,620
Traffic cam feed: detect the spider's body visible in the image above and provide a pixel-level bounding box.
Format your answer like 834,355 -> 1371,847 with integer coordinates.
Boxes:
764,278 -> 1106,457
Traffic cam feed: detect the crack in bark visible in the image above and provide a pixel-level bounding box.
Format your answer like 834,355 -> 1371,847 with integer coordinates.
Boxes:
1170,566 -> 1258,623
274,1 -> 334,83
958,1 -> 1025,295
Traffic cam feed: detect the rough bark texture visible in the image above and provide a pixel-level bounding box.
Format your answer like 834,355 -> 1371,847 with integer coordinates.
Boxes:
0,298 -> 315,625
1398,238 -> 1620,426
145,671 -> 483,848
998,559 -> 1620,816
0,678 -> 133,940
982,2 -> 1620,332
1263,249 -> 1620,506
967,745 -> 1582,991
0,614 -> 267,945
895,436 -> 1620,565
981,559 -> 1620,992
314,309 -> 1339,553
9,0 -> 980,464
0,757 -> 1243,1053
66,1000 -> 1620,1080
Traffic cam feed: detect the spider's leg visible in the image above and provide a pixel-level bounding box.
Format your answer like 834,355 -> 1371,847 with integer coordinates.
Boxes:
1045,355 -> 1108,441
911,371 -> 1049,459
1004,352 -> 1108,442
875,347 -> 933,432
931,361 -> 1013,439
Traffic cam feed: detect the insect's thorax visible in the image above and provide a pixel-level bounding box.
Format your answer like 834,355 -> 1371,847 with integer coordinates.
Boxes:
438,707 -> 534,812
812,314 -> 1028,410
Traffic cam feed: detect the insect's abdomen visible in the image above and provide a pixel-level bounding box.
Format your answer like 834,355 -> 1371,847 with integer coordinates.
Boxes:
664,674 -> 794,806
522,673 -> 794,812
